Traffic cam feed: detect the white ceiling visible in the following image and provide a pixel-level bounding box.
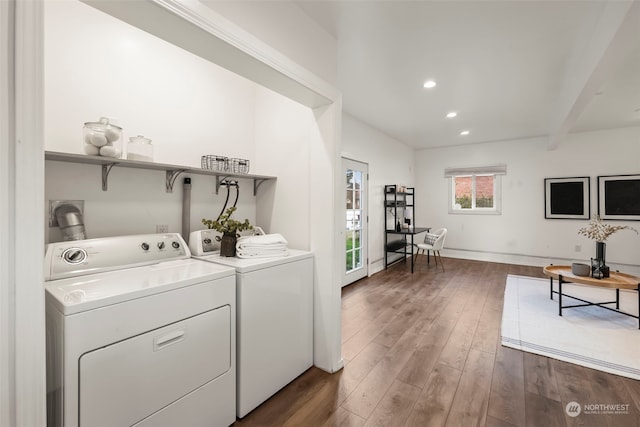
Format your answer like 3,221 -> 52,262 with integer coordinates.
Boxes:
296,0 -> 640,149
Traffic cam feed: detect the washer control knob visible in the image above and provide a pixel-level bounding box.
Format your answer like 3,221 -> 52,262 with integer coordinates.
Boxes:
158,241 -> 166,250
172,241 -> 180,249
62,248 -> 87,264
141,243 -> 150,251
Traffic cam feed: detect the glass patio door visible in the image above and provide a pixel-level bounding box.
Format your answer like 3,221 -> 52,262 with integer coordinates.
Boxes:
342,158 -> 368,287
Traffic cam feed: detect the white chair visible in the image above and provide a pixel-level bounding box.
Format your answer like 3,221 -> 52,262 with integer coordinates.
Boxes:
415,228 -> 447,271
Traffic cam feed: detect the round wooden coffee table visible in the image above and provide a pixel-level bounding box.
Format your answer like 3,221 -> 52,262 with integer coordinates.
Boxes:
543,265 -> 640,329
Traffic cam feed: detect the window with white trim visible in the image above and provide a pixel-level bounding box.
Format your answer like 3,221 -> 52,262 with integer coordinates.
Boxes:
445,165 -> 506,214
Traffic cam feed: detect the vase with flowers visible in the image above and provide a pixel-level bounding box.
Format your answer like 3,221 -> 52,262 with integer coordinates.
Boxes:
578,216 -> 637,278
202,206 -> 253,257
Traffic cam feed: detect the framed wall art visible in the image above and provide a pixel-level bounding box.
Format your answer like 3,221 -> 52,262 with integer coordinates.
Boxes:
544,177 -> 590,219
598,174 -> 640,221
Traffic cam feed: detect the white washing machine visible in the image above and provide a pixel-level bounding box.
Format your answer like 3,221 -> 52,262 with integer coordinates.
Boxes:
44,233 -> 236,427
192,249 -> 313,418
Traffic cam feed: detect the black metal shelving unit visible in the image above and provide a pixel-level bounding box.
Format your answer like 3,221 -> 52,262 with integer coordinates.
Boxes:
384,184 -> 415,269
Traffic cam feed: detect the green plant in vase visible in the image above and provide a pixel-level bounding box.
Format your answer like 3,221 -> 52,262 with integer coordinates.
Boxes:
202,206 -> 253,257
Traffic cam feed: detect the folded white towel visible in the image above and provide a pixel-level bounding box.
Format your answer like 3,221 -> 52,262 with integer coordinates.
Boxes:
236,233 -> 289,259
237,233 -> 288,247
236,248 -> 289,259
237,244 -> 287,253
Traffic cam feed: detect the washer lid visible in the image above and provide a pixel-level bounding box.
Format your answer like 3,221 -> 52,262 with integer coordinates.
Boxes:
44,259 -> 234,315
194,249 -> 313,273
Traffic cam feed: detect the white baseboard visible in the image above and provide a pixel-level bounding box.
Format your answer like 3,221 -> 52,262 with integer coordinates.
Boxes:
368,252 -> 407,277
440,248 -> 640,276
441,249 -> 549,267
369,260 -> 384,276
366,249 -> 640,277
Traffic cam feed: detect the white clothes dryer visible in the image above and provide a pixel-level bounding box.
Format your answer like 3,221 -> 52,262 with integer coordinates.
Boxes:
193,250 -> 314,418
44,233 -> 236,427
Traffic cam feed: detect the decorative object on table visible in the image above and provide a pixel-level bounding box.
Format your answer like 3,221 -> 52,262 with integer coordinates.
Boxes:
201,155 -> 229,172
127,135 -> 153,162
202,206 -> 253,257
403,208 -> 412,230
544,177 -> 590,219
82,117 -> 122,158
571,262 -> 591,277
578,215 -> 638,279
597,174 -> 640,221
590,241 -> 610,279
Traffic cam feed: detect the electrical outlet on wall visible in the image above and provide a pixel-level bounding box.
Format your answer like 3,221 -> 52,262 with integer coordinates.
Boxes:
575,244 -> 582,253
156,224 -> 169,233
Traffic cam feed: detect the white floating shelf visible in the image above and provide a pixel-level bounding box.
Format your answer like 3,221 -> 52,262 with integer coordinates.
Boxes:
45,151 -> 276,195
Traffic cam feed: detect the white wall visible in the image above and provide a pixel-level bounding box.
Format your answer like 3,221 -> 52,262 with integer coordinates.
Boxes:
201,0 -> 338,87
415,126 -> 640,274
254,86 -> 313,250
342,114 -> 415,275
43,0 -> 340,247
45,0 -> 256,167
5,1 -> 48,426
44,162 -> 257,242
44,0 -> 262,242
0,1 -> 15,423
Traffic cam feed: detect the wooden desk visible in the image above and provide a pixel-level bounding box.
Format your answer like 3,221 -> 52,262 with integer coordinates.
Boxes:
384,227 -> 430,273
543,265 -> 640,329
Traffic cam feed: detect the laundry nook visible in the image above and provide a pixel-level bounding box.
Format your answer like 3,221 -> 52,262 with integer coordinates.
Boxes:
32,1 -> 332,425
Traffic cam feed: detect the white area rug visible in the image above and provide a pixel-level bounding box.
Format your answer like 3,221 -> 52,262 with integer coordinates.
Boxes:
501,274 -> 640,380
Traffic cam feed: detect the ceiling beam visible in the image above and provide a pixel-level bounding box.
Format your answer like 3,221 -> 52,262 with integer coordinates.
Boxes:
547,0 -> 639,150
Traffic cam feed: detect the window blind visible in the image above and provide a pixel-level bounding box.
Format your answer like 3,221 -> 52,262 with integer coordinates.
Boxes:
443,164 -> 507,177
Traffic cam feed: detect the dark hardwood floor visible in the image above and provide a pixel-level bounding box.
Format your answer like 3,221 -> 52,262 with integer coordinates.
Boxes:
234,257 -> 640,427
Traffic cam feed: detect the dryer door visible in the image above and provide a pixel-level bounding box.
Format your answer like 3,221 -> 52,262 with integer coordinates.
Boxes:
79,305 -> 231,427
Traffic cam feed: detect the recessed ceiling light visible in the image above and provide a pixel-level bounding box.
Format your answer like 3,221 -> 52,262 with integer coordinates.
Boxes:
423,80 -> 437,89
446,112 -> 457,118
460,130 -> 470,136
